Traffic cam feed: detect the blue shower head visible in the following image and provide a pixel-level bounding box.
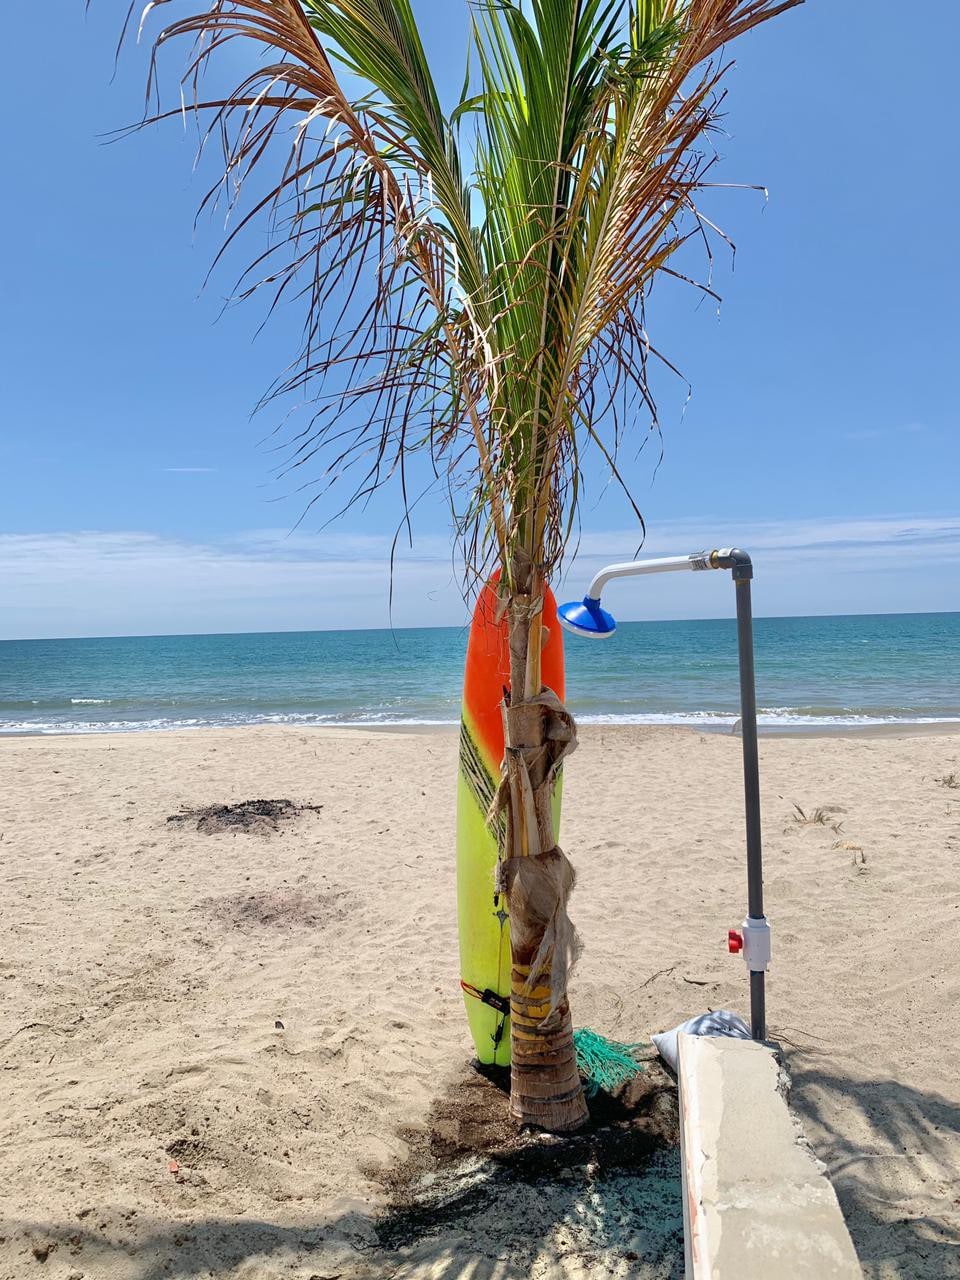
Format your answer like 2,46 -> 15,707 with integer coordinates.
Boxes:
556,596 -> 616,639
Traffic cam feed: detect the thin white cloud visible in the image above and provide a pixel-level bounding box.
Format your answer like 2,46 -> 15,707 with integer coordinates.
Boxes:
0,529 -> 459,639
843,429 -> 883,442
0,514 -> 957,639
567,513 -> 960,561
843,421 -> 929,443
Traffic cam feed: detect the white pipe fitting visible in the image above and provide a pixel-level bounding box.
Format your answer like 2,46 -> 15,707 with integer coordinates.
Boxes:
741,916 -> 772,973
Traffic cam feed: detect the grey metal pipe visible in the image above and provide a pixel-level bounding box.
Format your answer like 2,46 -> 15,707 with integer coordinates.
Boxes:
657,548 -> 768,1040
720,552 -> 767,1040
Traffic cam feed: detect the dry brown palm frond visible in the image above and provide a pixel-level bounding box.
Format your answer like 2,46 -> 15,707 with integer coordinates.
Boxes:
120,0 -> 801,594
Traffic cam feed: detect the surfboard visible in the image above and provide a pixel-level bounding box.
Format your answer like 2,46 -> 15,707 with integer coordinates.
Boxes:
456,574 -> 565,1066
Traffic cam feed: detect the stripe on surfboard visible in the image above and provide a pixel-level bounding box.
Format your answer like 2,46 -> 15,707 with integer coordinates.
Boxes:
459,715 -> 505,846
459,713 -> 510,1051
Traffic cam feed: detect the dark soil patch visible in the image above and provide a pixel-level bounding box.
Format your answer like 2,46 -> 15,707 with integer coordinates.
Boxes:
203,887 -> 348,932
167,798 -> 323,836
375,1054 -> 680,1254
165,1137 -> 209,1166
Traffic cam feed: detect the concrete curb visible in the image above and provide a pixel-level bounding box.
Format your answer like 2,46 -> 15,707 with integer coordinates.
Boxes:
678,1033 -> 861,1278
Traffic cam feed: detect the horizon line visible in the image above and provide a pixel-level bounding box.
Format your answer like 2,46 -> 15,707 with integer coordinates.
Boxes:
2,606 -> 958,645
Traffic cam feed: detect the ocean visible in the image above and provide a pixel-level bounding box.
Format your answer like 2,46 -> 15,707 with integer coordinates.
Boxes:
1,611 -> 958,735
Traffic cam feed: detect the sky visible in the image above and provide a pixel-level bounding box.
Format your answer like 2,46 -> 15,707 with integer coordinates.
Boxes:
1,2 -> 957,638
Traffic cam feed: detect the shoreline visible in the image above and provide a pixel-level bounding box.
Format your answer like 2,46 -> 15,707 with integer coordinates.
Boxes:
2,717 -> 960,742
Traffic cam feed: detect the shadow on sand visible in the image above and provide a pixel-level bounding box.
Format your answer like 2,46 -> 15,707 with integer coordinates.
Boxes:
788,1055 -> 960,1278
13,1057 -> 960,1277
12,1063 -> 684,1279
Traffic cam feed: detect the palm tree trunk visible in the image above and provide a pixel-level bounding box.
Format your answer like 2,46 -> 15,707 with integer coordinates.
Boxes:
500,556 -> 588,1132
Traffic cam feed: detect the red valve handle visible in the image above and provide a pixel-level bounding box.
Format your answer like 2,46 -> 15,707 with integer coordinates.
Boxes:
728,929 -> 743,954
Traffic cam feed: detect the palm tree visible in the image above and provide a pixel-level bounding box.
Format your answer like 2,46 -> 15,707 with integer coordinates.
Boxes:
126,0 -> 800,1132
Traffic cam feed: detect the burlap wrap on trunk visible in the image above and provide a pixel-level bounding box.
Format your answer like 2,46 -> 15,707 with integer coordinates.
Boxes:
498,844 -> 581,1026
491,687 -> 581,1024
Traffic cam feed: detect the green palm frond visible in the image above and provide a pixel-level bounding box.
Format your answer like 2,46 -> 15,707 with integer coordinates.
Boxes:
126,0 -> 802,587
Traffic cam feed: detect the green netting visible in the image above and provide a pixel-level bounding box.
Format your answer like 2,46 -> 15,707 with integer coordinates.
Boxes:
573,1028 -> 646,1098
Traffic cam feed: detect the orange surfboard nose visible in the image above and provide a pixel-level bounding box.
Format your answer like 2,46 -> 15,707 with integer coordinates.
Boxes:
462,573 -> 566,777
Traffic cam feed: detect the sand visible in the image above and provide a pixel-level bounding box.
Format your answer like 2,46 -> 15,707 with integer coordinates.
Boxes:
1,724 -> 959,1279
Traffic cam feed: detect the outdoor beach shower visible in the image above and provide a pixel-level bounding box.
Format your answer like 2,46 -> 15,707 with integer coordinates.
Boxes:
558,549 -> 771,1041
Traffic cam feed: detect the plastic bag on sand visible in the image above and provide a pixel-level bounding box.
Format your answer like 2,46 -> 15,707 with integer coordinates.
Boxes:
651,1010 -> 751,1073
